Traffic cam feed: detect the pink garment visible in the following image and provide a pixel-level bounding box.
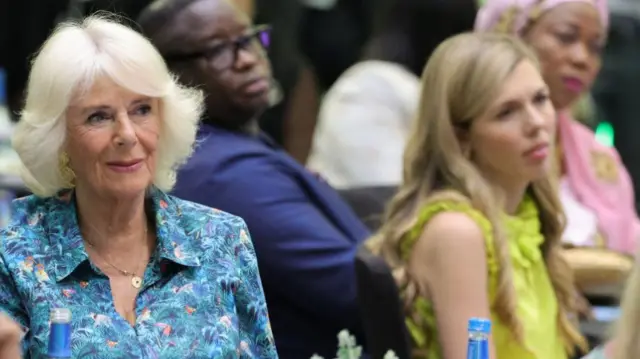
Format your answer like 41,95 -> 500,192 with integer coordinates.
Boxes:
558,113 -> 640,254
475,0 -> 609,34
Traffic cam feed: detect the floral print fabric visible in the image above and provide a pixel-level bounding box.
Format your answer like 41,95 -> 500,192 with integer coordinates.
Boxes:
0,188 -> 278,359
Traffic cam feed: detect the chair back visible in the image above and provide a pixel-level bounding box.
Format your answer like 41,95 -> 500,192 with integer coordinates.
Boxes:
338,186 -> 397,230
355,245 -> 413,359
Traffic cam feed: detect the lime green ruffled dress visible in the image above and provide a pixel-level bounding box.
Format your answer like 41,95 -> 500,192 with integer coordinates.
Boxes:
400,195 -> 567,359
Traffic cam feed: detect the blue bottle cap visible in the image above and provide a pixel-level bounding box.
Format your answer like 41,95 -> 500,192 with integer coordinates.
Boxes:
468,317 -> 491,334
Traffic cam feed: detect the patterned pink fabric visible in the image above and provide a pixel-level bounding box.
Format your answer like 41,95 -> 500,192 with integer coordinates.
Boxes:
557,113 -> 640,254
475,0 -> 609,34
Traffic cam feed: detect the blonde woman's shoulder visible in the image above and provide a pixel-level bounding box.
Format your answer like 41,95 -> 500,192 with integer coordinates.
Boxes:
396,189 -> 491,270
415,210 -> 486,258
414,189 -> 487,255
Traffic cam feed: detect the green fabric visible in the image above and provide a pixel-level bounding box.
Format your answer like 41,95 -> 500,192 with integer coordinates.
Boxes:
400,195 -> 568,359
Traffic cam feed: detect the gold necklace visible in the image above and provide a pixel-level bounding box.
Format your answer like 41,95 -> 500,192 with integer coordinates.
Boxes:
83,224 -> 149,289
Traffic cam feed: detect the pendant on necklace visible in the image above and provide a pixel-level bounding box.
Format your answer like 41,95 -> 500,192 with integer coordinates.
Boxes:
131,276 -> 143,289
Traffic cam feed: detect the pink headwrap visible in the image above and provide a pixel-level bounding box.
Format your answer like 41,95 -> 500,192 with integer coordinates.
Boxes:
475,0 -> 609,33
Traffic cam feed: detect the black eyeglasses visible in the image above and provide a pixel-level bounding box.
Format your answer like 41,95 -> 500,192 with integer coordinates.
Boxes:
163,25 -> 271,70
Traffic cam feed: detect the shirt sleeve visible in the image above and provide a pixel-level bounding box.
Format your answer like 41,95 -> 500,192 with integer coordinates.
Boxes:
0,252 -> 30,357
232,220 -> 279,359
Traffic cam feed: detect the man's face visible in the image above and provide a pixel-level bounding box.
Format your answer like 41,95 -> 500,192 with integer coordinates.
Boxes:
166,0 -> 272,125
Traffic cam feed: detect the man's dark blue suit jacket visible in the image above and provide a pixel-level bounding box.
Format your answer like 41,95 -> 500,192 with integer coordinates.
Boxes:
172,124 -> 370,359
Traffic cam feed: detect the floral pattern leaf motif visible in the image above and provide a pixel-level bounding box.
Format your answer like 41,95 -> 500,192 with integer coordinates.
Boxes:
0,187 -> 278,359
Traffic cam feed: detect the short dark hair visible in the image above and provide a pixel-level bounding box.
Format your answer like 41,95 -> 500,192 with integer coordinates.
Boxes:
364,0 -> 478,76
136,0 -> 202,50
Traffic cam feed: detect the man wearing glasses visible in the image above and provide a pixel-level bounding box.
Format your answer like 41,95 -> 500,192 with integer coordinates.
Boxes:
138,1 -> 370,358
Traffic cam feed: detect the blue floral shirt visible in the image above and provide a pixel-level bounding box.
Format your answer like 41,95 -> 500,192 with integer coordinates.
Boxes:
0,188 -> 278,359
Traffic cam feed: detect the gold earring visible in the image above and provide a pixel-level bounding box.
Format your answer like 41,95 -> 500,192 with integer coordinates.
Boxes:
59,152 -> 76,188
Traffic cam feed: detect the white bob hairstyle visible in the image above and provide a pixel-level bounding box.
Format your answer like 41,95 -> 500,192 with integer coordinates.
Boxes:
13,15 -> 204,197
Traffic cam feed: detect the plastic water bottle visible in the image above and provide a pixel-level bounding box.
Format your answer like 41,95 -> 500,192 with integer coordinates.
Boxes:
47,308 -> 71,358
467,317 -> 491,359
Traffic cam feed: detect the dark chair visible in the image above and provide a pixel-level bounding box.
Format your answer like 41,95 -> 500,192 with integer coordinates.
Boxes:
338,186 -> 397,231
355,245 -> 413,359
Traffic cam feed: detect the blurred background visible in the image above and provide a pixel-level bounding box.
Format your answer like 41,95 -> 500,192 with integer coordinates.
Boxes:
1,0 -> 640,208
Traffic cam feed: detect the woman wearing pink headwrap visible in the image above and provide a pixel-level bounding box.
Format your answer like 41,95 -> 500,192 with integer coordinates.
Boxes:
476,0 -> 639,292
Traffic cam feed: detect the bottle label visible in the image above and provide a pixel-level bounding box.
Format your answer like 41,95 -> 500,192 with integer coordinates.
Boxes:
48,322 -> 71,358
467,338 -> 489,359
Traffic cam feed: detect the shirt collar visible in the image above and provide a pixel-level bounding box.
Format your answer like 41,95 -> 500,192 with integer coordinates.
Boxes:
150,187 -> 201,268
48,187 -> 201,282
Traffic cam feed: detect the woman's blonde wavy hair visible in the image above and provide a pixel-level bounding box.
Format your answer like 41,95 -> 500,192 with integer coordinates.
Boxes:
367,32 -> 586,356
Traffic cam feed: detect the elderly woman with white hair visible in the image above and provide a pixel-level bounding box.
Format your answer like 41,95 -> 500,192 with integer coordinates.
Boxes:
0,15 -> 278,359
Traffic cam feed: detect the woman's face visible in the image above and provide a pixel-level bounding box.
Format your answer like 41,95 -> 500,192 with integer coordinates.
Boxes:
523,2 -> 605,110
64,76 -> 160,199
468,60 -> 556,188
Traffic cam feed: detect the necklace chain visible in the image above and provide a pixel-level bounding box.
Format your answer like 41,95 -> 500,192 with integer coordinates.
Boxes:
82,222 -> 149,287
84,241 -> 142,277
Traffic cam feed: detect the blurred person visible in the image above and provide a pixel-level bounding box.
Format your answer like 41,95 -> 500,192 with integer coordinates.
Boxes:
591,0 -> 640,213
299,0 -> 376,91
581,251 -> 640,359
307,0 -> 477,189
252,0 -> 320,164
0,15 -> 277,358
367,33 -> 586,359
137,1 -> 370,358
265,0 -> 375,163
476,0 -> 640,286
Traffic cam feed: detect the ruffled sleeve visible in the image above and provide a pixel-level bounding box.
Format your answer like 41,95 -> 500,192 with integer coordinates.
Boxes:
399,200 -> 498,276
